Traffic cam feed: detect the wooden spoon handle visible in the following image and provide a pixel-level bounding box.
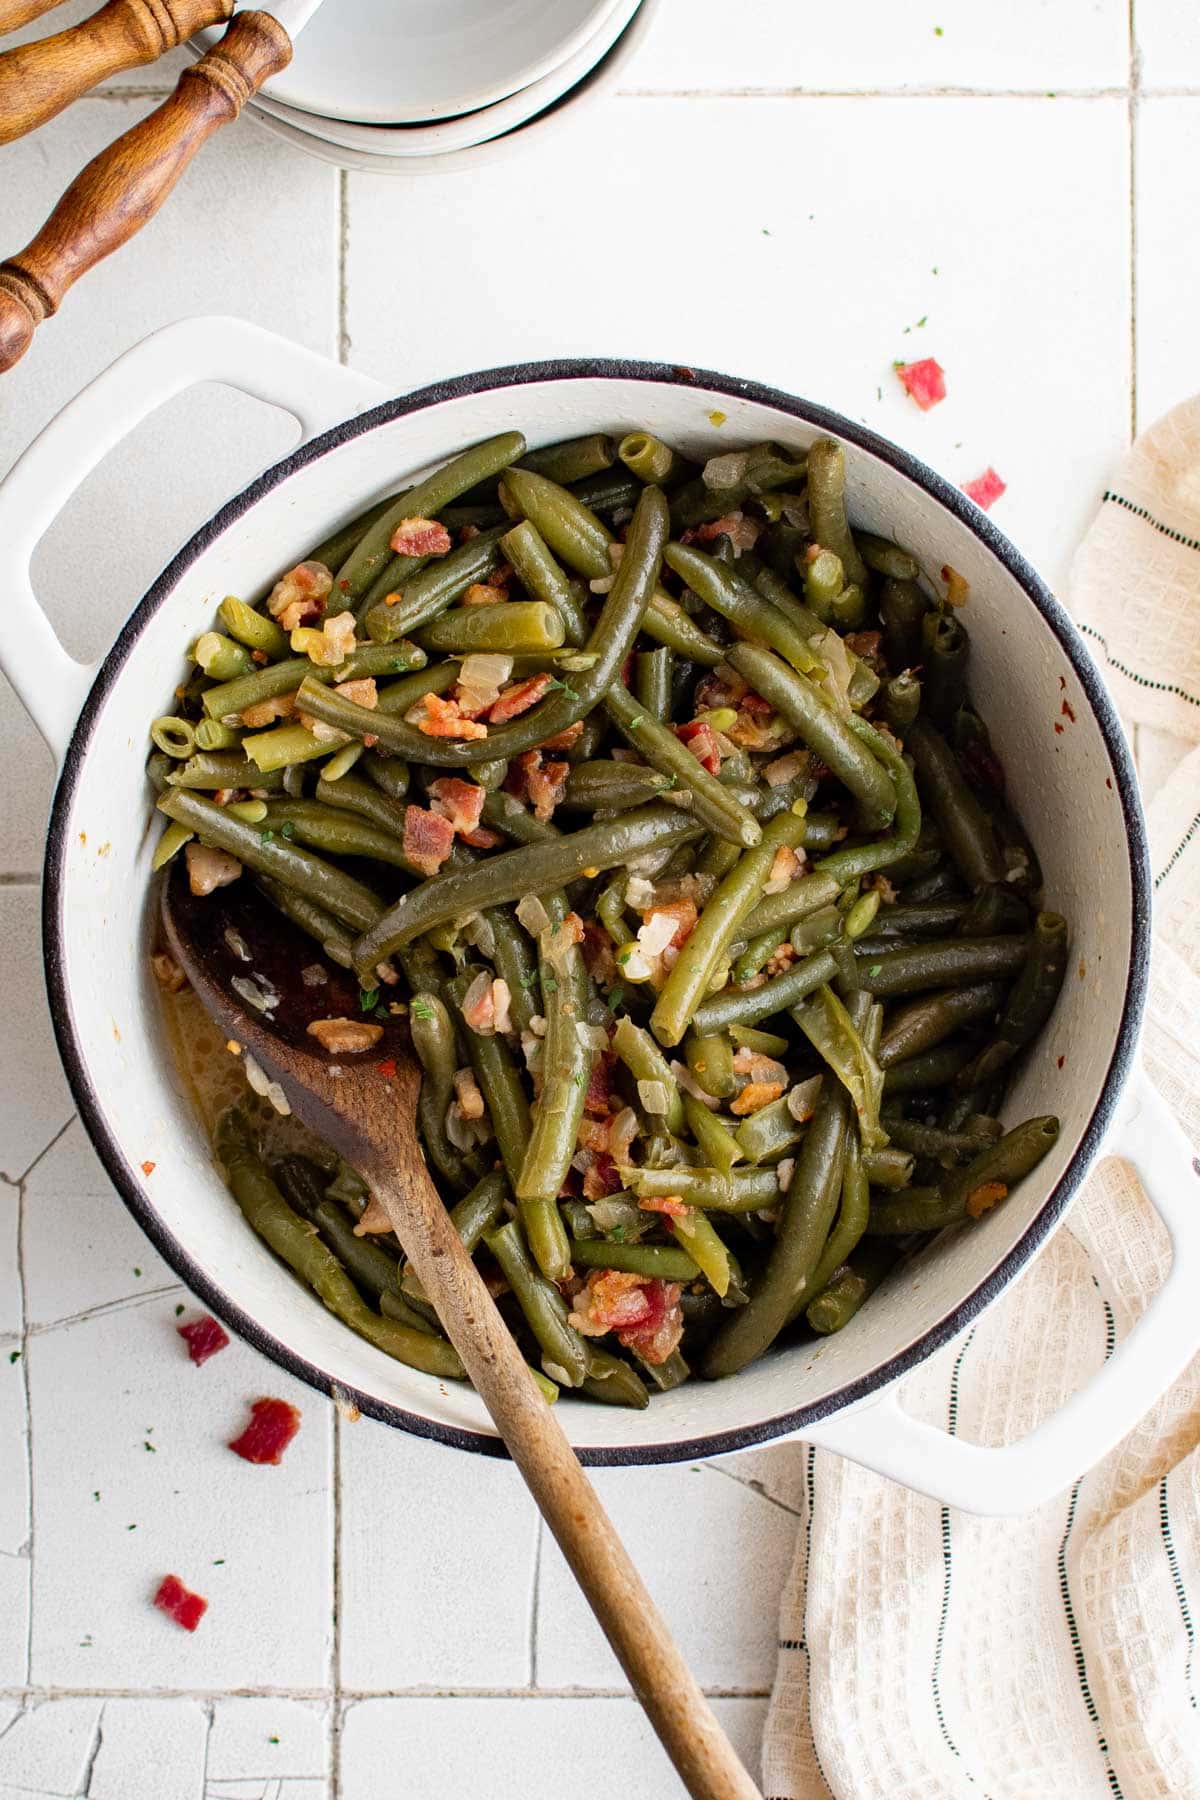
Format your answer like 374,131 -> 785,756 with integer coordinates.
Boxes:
0,0 -> 70,33
0,9 -> 289,373
0,0 -> 235,146
367,1155 -> 761,1800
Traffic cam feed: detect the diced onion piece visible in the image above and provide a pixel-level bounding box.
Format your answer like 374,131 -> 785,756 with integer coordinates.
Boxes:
637,1079 -> 670,1115
576,1022 -> 609,1052
637,912 -> 678,958
786,1074 -> 823,1122
625,875 -> 656,910
776,1157 -> 796,1191
516,895 -> 551,937
703,449 -> 750,491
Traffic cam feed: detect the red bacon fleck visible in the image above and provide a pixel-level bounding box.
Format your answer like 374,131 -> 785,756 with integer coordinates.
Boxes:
643,899 -> 699,948
177,1315 -> 229,1367
584,1051 -> 617,1117
675,719 -> 722,775
378,1058 -> 397,1078
487,673 -> 553,723
141,1160 -> 156,1177
428,777 -> 485,836
582,1151 -> 622,1199
895,357 -> 947,411
389,518 -> 452,558
461,825 -> 505,848
154,1574 -> 208,1633
637,1194 -> 690,1218
580,920 -> 618,986
402,806 -> 456,877
412,692 -> 488,741
963,467 -> 1007,510
229,1397 -> 301,1466
536,721 -> 585,752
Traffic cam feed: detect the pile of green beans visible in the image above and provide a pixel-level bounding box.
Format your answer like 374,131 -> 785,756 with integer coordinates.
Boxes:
148,427 -> 1067,1401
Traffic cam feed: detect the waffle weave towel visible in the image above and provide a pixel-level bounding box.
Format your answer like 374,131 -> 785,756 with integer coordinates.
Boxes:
763,399 -> 1200,1800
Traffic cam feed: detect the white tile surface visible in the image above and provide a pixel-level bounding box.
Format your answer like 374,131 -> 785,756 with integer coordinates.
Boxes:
0,1697 -> 105,1797
1134,98 -> 1200,428
22,1118 -> 175,1329
0,1181 -> 20,1340
0,889 -> 73,1179
1135,0 -> 1200,88
535,1450 -> 802,1691
338,1416 -> 539,1690
347,94 -> 1130,590
27,1295 -> 333,1688
0,1354 -> 29,1557
339,1695 -> 768,1799
88,1697 -> 209,1800
0,1556 -> 29,1689
206,1696 -> 329,1793
632,0 -> 1129,90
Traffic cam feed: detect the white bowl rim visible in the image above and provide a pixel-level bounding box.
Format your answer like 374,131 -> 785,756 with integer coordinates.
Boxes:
41,358 -> 1151,1465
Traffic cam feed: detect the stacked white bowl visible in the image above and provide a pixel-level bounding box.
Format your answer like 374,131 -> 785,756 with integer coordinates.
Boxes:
194,0 -> 660,174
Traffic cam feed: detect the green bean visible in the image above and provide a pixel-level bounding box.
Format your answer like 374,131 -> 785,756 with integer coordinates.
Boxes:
803,548 -> 843,620
313,1200 -> 409,1305
739,870 -> 844,941
312,771 -> 409,842
862,1146 -> 916,1190
807,720 -> 921,887
612,1016 -> 685,1134
563,761 -> 675,811
726,643 -> 897,831
792,983 -> 886,1151
361,525 -> 509,643
193,632 -> 254,682
409,992 -> 484,1195
256,876 -> 356,969
806,1241 -> 899,1334
882,1040 -> 976,1094
242,724 -> 347,774
669,1209 -> 735,1298
259,800 -> 423,875
691,947 -> 839,1035
218,595 -> 290,660
487,907 -> 539,1034
886,1118 -> 1002,1165
652,808 -> 807,1046
202,640 -> 426,722
869,901 -> 967,940
485,1220 -> 588,1387
163,750 -> 277,790
633,1346 -> 692,1391
702,1081 -> 850,1377
336,432 -> 524,603
151,819 -> 193,869
635,647 -> 673,722
806,1128 -> 871,1303
684,1030 -> 736,1098
881,671 -> 922,732
879,577 -> 929,670
907,718 -> 1005,891
604,683 -> 760,848
225,1149 -> 462,1378
806,439 -> 868,586
958,884 -> 1030,938
580,1345 -> 651,1409
683,1093 -> 743,1177
500,520 -> 589,644
151,716 -> 196,758
354,804 -> 700,975
856,935 -> 1028,998
856,532 -> 920,581
618,1165 -> 780,1211
731,1024 -> 791,1056
733,926 -> 789,985
921,611 -> 970,727
664,543 -> 823,675
379,1287 -> 452,1337
867,1115 -> 1060,1233
520,433 -> 617,485
669,446 -> 808,530
477,793 -> 559,849
157,790 -> 382,930
415,600 -> 566,656
193,719 -> 242,752
619,430 -> 691,487
516,908 -> 591,1214
268,1155 -> 332,1221
569,1238 -> 701,1281
448,1169 -> 511,1253
957,911 -> 1067,1086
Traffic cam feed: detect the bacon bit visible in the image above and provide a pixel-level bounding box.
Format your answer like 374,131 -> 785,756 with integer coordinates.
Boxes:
306,1017 -> 384,1054
460,825 -> 504,849
582,1151 -> 622,1199
695,665 -> 748,712
462,582 -> 503,606
764,845 -> 801,894
895,357 -> 947,411
487,672 -> 553,723
389,517 -> 452,558
963,467 -> 1007,510
765,944 -> 797,975
402,805 -> 456,877
460,973 -> 497,1035
153,1574 -> 207,1632
727,705 -> 785,752
362,734 -> 379,749
304,610 -> 357,667
638,1193 -> 690,1218
845,630 -> 884,667
675,719 -> 722,775
151,952 -> 187,993
459,523 -> 480,543
731,1081 -> 786,1116
692,511 -> 760,552
643,898 -> 699,949
428,777 -> 486,837
383,592 -> 402,607
513,749 -> 569,821
251,649 -> 269,664
536,720 -> 585,752
241,692 -> 297,728
377,1058 -> 397,1079
334,676 -> 377,710
266,560 -> 332,632
941,563 -> 970,607
185,842 -> 242,897
580,920 -> 618,986
411,692 -> 489,740
178,1315 -> 230,1366
966,1180 -> 1008,1220
453,1067 -> 486,1121
353,1193 -> 392,1236
961,736 -> 1006,798
229,1396 -> 301,1465
211,789 -> 242,807
568,1271 -> 684,1364
584,1051 -> 617,1117
141,1160 -> 156,1177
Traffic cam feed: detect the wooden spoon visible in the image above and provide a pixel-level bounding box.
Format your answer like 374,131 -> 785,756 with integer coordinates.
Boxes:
161,865 -> 760,1800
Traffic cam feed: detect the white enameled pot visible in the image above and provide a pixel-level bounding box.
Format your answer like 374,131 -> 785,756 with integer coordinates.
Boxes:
3,318 -> 1196,1516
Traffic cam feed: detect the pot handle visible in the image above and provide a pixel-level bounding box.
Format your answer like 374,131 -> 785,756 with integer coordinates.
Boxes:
801,1069 -> 1200,1516
0,314 -> 388,760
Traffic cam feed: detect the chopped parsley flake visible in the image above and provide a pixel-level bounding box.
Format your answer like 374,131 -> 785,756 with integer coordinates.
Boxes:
175,1303 -> 185,1317
280,820 -> 295,839
410,998 -> 436,1021
133,1267 -> 141,1278
359,988 -> 380,1013
869,964 -> 882,977
8,1350 -> 19,1364
609,1226 -> 627,1243
607,987 -> 624,1012
260,829 -> 276,844
144,1441 -> 156,1453
542,975 -> 559,994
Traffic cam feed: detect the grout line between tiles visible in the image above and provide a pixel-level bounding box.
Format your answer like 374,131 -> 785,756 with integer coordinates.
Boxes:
616,83 -> 1135,99
0,1685 -> 771,1701
15,1161 -> 33,1684
12,1116 -> 77,1190
527,1518 -> 545,1690
1128,0 -> 1140,440
0,874 -> 40,887
330,1406 -> 343,1800
336,170 -> 351,367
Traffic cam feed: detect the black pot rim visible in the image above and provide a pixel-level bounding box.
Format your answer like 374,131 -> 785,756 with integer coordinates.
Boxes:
42,355 -> 1150,1466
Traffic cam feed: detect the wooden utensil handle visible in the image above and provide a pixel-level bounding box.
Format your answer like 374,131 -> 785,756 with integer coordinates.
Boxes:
367,1154 -> 761,1800
0,0 -> 235,146
0,9 -> 289,373
0,0 -> 70,33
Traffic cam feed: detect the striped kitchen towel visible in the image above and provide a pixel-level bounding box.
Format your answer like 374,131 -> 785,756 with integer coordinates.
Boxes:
764,398 -> 1200,1800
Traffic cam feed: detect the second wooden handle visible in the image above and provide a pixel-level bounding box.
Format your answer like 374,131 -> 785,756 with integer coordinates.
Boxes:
0,0 -> 235,146
0,9 -> 290,373
366,1140 -> 761,1800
